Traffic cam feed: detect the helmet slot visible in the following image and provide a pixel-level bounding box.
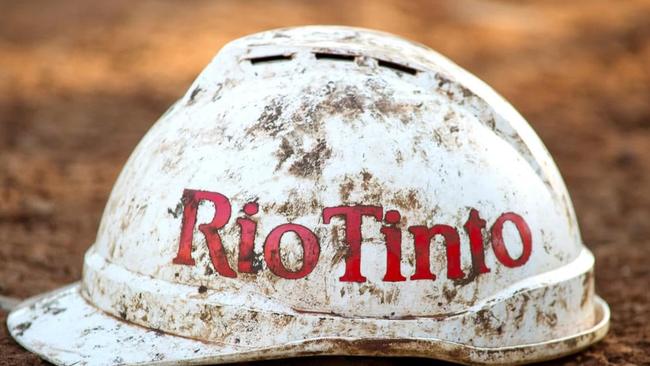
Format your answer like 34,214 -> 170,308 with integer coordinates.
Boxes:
314,52 -> 356,61
248,54 -> 293,64
377,59 -> 418,75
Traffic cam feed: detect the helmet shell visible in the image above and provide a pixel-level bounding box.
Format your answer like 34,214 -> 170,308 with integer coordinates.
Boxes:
9,26 -> 609,366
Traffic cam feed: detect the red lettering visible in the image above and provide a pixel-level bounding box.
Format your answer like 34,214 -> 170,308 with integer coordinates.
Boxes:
264,223 -> 320,279
237,202 -> 259,273
409,224 -> 464,280
172,189 -> 533,283
172,189 -> 236,277
322,205 -> 383,282
381,210 -> 406,282
491,212 -> 532,267
463,208 -> 491,275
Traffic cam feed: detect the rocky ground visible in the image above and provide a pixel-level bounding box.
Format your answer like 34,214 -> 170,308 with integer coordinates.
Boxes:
1,0 -> 649,365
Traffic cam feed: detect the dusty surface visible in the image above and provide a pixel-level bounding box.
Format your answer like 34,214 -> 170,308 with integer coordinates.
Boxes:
0,0 -> 649,365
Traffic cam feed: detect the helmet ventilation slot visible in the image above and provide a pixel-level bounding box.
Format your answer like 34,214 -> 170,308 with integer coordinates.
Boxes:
248,54 -> 293,64
377,59 -> 418,75
314,52 -> 356,61
246,52 -> 417,76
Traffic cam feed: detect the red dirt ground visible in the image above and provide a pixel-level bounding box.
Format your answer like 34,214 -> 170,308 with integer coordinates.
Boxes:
1,1 -> 649,365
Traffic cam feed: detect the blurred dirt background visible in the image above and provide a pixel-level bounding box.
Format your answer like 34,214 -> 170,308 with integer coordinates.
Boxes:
1,0 -> 649,365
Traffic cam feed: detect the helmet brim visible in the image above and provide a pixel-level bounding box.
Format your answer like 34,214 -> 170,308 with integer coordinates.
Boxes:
8,282 -> 609,366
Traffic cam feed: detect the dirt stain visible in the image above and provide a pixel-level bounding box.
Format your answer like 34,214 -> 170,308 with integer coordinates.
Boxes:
288,139 -> 332,178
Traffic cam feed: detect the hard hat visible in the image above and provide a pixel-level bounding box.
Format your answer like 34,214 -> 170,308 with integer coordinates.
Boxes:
8,26 -> 609,365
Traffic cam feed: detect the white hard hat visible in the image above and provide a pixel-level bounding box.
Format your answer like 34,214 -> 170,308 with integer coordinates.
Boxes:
8,26 -> 609,365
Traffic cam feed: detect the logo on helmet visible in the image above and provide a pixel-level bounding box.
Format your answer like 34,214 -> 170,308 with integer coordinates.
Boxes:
172,189 -> 532,282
